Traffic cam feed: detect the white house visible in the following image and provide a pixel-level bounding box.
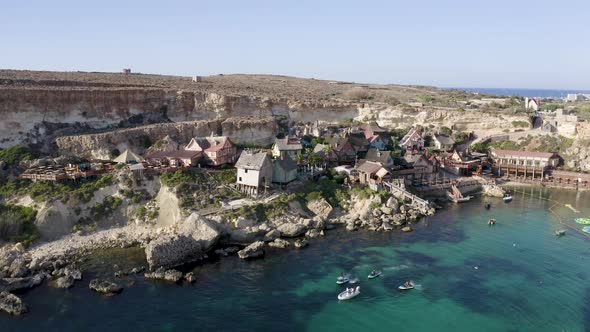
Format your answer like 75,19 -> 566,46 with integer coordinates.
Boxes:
525,97 -> 540,111
399,128 -> 424,150
235,151 -> 273,197
432,134 -> 455,151
272,136 -> 303,160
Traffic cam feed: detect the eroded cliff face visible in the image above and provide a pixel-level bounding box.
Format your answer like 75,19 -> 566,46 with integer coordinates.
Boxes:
55,117 -> 277,159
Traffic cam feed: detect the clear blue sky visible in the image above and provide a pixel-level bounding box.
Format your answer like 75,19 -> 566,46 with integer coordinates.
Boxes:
2,0 -> 589,89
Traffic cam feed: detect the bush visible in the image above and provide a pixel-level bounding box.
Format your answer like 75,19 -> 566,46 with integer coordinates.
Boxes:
136,206 -> 147,219
511,120 -> 530,128
0,204 -> 39,244
0,146 -> 33,167
344,88 -> 372,100
90,196 -> 122,219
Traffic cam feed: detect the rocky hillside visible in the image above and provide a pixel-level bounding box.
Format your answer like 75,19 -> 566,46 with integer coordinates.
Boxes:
0,69 -> 514,153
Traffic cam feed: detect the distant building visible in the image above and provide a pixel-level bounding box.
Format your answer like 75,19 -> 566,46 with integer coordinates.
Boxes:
362,121 -> 391,145
272,156 -> 298,184
432,134 -> 455,151
192,76 -> 202,82
565,94 -> 590,102
525,97 -> 540,111
146,150 -> 202,167
272,136 -> 303,160
330,137 -> 357,164
346,131 -> 370,156
356,161 -> 391,191
185,136 -> 238,166
399,128 -> 424,151
365,149 -> 394,169
235,151 -> 273,196
490,149 -> 560,179
123,68 -> 131,75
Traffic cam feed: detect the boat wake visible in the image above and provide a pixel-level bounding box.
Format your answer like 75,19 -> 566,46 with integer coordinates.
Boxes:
384,264 -> 410,271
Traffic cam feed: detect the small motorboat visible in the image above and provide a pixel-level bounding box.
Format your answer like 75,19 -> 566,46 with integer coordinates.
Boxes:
503,195 -> 513,202
398,281 -> 415,290
368,270 -> 382,279
583,226 -> 590,234
338,286 -> 360,301
555,230 -> 566,236
488,219 -> 496,226
348,277 -> 359,284
575,218 -> 590,225
336,274 -> 350,285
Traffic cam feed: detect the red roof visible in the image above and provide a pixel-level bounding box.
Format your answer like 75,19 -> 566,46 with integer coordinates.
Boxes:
491,149 -> 557,159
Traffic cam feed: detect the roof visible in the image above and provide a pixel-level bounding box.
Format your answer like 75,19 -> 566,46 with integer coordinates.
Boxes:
400,128 -> 421,146
348,133 -> 369,149
146,150 -> 202,159
376,168 -> 390,178
491,149 -> 557,159
186,136 -> 233,153
274,137 -> 302,151
366,149 -> 392,165
356,161 -> 383,174
434,134 -> 455,146
330,137 -> 353,153
235,151 -> 270,171
274,157 -> 297,172
128,163 -> 145,171
113,149 -> 143,163
403,153 -> 428,166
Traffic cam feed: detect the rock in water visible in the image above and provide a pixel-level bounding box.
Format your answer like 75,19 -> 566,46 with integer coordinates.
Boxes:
0,274 -> 45,292
294,239 -> 309,249
53,275 -> 75,289
184,272 -> 197,283
268,238 -> 290,249
145,234 -> 203,270
263,229 -> 281,242
163,270 -> 183,283
89,279 -> 123,295
178,214 -> 221,251
238,241 -> 265,259
0,292 -> 27,315
277,223 -> 307,238
401,226 -> 413,233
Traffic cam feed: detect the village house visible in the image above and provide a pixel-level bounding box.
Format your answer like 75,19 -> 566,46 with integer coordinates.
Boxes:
365,148 -> 394,169
330,137 -> 357,164
313,144 -> 338,165
272,156 -> 298,184
272,136 -> 303,160
443,150 -> 481,176
390,153 -> 437,184
346,130 -> 370,157
490,149 -> 560,179
356,161 -> 392,191
145,150 -> 202,167
399,128 -> 424,151
235,151 -> 273,197
432,134 -> 455,151
185,136 -> 238,166
362,121 -> 391,145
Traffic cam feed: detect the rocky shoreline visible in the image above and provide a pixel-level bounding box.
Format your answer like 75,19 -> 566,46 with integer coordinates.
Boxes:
0,191 -> 436,316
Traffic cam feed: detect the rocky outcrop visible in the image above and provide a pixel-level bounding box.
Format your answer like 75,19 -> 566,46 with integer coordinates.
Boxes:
145,234 -> 202,270
89,279 -> 123,295
0,274 -> 45,293
482,183 -> 505,197
306,198 -> 333,219
238,241 -> 265,259
144,268 -> 183,283
268,238 -> 290,249
0,292 -> 27,315
277,223 -> 307,238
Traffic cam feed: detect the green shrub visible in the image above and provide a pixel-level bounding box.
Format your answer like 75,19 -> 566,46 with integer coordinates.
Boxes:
136,206 -> 147,218
90,196 -> 122,219
0,204 -> 39,244
0,146 -> 33,167
511,120 -> 530,128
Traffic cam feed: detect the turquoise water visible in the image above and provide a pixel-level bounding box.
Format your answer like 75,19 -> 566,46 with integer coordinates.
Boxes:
4,187 -> 590,331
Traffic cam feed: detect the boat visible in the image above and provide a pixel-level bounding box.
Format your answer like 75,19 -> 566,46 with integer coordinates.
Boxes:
583,226 -> 590,234
398,281 -> 415,290
336,274 -> 350,285
338,287 -> 360,301
503,195 -> 513,202
484,202 -> 491,210
575,218 -> 590,225
488,219 -> 496,226
368,270 -> 382,279
555,230 -> 566,236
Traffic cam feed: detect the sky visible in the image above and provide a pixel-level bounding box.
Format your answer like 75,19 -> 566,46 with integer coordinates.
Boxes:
1,0 -> 589,90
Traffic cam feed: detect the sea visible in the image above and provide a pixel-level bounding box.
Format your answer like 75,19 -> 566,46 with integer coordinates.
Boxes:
3,187 -> 590,332
450,87 -> 590,99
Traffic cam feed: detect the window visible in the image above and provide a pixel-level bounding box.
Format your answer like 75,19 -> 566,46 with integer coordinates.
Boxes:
245,169 -> 248,173
239,177 -> 242,181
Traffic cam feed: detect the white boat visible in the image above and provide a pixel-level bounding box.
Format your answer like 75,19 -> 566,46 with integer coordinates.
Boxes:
503,195 -> 513,202
368,271 -> 382,279
398,281 -> 415,290
338,287 -> 360,301
336,274 -> 350,285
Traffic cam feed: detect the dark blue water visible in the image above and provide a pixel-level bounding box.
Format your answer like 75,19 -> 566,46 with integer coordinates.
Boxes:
448,87 -> 590,99
3,188 -> 590,331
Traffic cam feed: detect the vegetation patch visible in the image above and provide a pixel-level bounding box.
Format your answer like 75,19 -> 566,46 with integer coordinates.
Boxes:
0,175 -> 114,203
0,204 -> 39,244
0,146 -> 33,167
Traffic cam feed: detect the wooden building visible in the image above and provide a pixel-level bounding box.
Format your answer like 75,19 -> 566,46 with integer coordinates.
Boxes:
490,149 -> 560,179
185,136 -> 238,166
